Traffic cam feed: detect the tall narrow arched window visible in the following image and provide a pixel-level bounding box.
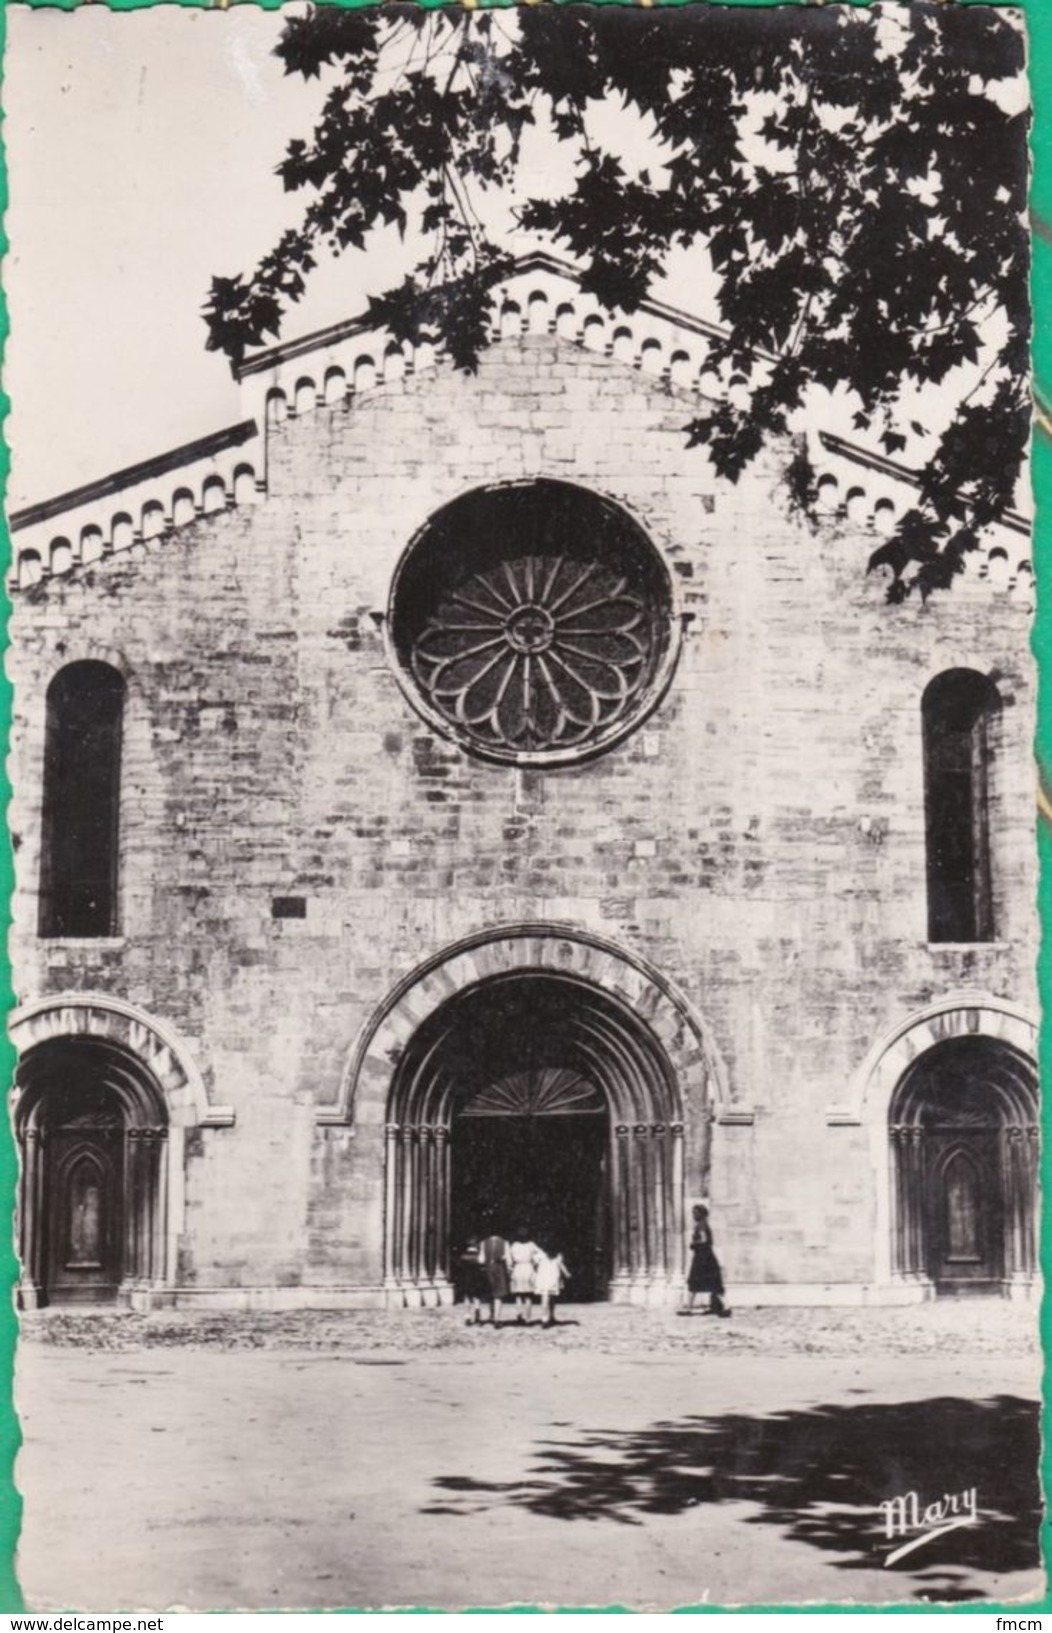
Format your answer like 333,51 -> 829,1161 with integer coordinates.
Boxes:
922,669 -> 1000,944
39,662 -> 125,937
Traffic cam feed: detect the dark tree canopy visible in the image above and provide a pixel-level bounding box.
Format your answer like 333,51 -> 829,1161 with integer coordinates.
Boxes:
204,3 -> 1030,601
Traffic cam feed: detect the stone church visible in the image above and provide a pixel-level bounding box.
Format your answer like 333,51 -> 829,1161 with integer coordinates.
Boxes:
7,253 -> 1039,1311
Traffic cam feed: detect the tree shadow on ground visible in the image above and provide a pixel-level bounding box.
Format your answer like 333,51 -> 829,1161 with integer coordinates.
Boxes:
424,1395 -> 1039,1602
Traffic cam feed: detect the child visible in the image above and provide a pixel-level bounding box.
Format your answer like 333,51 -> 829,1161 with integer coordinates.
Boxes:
508,1227 -> 541,1323
534,1248 -> 570,1327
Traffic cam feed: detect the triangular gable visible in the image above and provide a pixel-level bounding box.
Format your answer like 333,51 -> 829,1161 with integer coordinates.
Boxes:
9,251 -> 1031,602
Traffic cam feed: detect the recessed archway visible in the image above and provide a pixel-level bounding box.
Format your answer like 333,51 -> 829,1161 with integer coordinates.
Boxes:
10,993 -> 232,1309
329,926 -> 724,1306
385,970 -> 686,1304
848,995 -> 1038,1294
15,1036 -> 170,1308
888,1034 -> 1038,1295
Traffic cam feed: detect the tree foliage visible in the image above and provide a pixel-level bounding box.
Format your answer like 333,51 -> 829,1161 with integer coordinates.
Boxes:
204,3 -> 1030,600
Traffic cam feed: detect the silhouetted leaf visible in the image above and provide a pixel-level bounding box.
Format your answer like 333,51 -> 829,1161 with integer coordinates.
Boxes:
204,3 -> 1029,599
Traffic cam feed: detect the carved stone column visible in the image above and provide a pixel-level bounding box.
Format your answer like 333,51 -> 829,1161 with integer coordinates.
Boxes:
669,1123 -> 686,1282
1026,1125 -> 1040,1274
633,1124 -> 650,1279
125,1126 -> 167,1286
433,1126 -> 451,1285
18,1127 -> 47,1307
124,1126 -> 145,1287
888,1126 -> 905,1274
383,1124 -> 402,1288
613,1125 -> 632,1282
153,1127 -> 170,1285
1003,1124 -> 1038,1279
653,1123 -> 669,1273
406,1127 -> 422,1285
890,1125 -> 927,1279
420,1126 -> 437,1283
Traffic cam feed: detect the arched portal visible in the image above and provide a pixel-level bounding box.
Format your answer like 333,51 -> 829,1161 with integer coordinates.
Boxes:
15,1036 -> 170,1307
385,971 -> 688,1304
889,1035 -> 1037,1295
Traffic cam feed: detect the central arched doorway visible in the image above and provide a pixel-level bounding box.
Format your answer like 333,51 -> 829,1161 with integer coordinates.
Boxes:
384,972 -> 687,1303
889,1035 -> 1038,1295
15,1036 -> 170,1308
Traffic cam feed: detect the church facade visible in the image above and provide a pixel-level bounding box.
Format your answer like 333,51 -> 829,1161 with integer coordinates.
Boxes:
7,256 -> 1039,1311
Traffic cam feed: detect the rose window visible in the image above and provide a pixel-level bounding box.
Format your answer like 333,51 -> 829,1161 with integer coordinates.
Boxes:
390,481 -> 674,764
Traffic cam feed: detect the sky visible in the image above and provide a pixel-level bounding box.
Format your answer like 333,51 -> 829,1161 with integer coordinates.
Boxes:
4,4 -> 435,508
5,4 -> 701,511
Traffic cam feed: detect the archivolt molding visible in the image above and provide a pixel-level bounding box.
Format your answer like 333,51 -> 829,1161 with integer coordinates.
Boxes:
321,923 -> 729,1126
842,992 -> 1038,1125
9,992 -> 234,1129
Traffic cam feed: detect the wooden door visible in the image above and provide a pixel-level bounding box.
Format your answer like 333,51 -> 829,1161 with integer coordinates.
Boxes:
928,1135 -> 1003,1292
45,1129 -> 123,1304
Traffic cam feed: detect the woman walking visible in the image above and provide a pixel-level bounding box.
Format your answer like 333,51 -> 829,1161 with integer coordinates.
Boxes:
683,1204 -> 731,1317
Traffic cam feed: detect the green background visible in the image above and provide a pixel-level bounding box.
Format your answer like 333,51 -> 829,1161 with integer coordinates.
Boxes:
0,0 -> 1046,1613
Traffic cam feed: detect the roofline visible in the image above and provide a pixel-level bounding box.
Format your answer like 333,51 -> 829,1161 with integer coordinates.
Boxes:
10,275 -> 1030,546
235,249 -> 731,380
9,419 -> 259,534
818,431 -> 1030,538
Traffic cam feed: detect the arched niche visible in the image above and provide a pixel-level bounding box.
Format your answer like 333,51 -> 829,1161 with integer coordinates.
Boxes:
10,995 -> 233,1311
846,995 -> 1037,1294
888,1032 -> 1037,1293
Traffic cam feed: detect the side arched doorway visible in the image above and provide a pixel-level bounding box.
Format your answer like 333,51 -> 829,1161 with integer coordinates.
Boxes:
889,1035 -> 1038,1295
15,1037 -> 169,1307
384,972 -> 688,1303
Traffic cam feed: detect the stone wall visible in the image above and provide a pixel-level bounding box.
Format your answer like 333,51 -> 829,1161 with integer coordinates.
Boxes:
8,333 -> 1037,1298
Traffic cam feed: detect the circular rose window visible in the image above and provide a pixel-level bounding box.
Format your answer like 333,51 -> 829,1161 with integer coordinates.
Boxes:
389,480 -> 676,765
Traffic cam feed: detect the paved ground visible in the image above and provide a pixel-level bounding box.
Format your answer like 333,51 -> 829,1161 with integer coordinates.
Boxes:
15,1303 -> 1043,1612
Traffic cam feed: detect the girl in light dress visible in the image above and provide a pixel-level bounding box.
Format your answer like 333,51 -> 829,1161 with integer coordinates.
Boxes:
534,1248 -> 571,1328
507,1227 -> 541,1323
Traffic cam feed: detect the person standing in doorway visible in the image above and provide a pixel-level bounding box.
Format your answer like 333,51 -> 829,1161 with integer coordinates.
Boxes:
683,1204 -> 731,1317
456,1238 -> 488,1325
534,1247 -> 570,1327
508,1226 -> 541,1322
479,1229 -> 511,1325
